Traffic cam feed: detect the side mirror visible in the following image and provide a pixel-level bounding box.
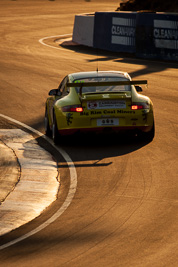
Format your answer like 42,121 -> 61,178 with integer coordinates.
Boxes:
48,89 -> 62,96
135,85 -> 143,92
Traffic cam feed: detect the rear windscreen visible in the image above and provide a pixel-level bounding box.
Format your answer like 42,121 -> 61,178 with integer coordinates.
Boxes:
73,77 -> 131,93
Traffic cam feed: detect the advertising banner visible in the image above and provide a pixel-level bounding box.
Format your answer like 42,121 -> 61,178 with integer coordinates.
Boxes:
93,12 -> 137,53
73,11 -> 178,61
136,13 -> 178,60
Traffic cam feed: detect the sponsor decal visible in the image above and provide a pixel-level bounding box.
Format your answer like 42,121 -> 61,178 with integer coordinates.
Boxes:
80,109 -> 135,116
88,102 -> 98,109
87,100 -> 126,110
117,109 -> 135,114
153,19 -> 178,49
111,17 -> 136,46
91,110 -> 102,115
80,111 -> 89,116
74,80 -> 85,83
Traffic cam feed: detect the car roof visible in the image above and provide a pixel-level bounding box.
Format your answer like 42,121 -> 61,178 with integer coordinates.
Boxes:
68,71 -> 131,81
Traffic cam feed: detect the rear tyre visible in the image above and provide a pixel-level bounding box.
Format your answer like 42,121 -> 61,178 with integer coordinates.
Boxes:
52,113 -> 60,144
142,120 -> 155,141
44,108 -> 51,136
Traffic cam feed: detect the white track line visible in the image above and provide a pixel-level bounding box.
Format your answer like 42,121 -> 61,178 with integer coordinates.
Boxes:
39,33 -> 74,51
0,114 -> 77,250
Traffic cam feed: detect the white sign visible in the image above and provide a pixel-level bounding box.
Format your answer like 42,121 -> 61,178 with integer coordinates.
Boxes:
87,100 -> 126,110
97,118 -> 119,126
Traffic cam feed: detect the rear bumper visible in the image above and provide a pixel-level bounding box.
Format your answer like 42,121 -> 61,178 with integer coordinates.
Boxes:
58,125 -> 153,136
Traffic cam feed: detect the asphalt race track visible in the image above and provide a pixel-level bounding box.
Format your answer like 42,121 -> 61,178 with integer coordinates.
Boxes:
0,0 -> 178,266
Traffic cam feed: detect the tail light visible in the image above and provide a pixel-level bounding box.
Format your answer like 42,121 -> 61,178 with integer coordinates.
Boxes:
62,105 -> 83,112
131,103 -> 149,110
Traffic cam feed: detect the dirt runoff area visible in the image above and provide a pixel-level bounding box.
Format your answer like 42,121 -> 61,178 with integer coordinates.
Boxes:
117,0 -> 178,12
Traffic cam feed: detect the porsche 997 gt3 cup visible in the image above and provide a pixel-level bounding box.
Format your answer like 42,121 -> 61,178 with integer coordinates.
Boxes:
45,71 -> 155,144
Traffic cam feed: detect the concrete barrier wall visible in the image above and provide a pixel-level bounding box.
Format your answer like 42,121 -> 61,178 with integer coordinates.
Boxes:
72,14 -> 95,47
93,12 -> 137,53
72,12 -> 178,61
136,13 -> 178,60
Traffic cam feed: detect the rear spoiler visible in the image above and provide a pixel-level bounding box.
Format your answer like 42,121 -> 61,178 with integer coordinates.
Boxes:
66,80 -> 147,96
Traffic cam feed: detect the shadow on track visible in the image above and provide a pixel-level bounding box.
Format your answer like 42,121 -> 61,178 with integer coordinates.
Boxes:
25,115 -> 153,166
61,43 -> 178,78
36,131 -> 152,168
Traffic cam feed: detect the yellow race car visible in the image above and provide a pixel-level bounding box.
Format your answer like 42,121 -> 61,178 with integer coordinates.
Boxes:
45,71 -> 155,143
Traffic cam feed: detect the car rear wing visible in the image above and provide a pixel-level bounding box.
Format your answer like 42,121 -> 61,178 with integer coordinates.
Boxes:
67,80 -> 147,96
